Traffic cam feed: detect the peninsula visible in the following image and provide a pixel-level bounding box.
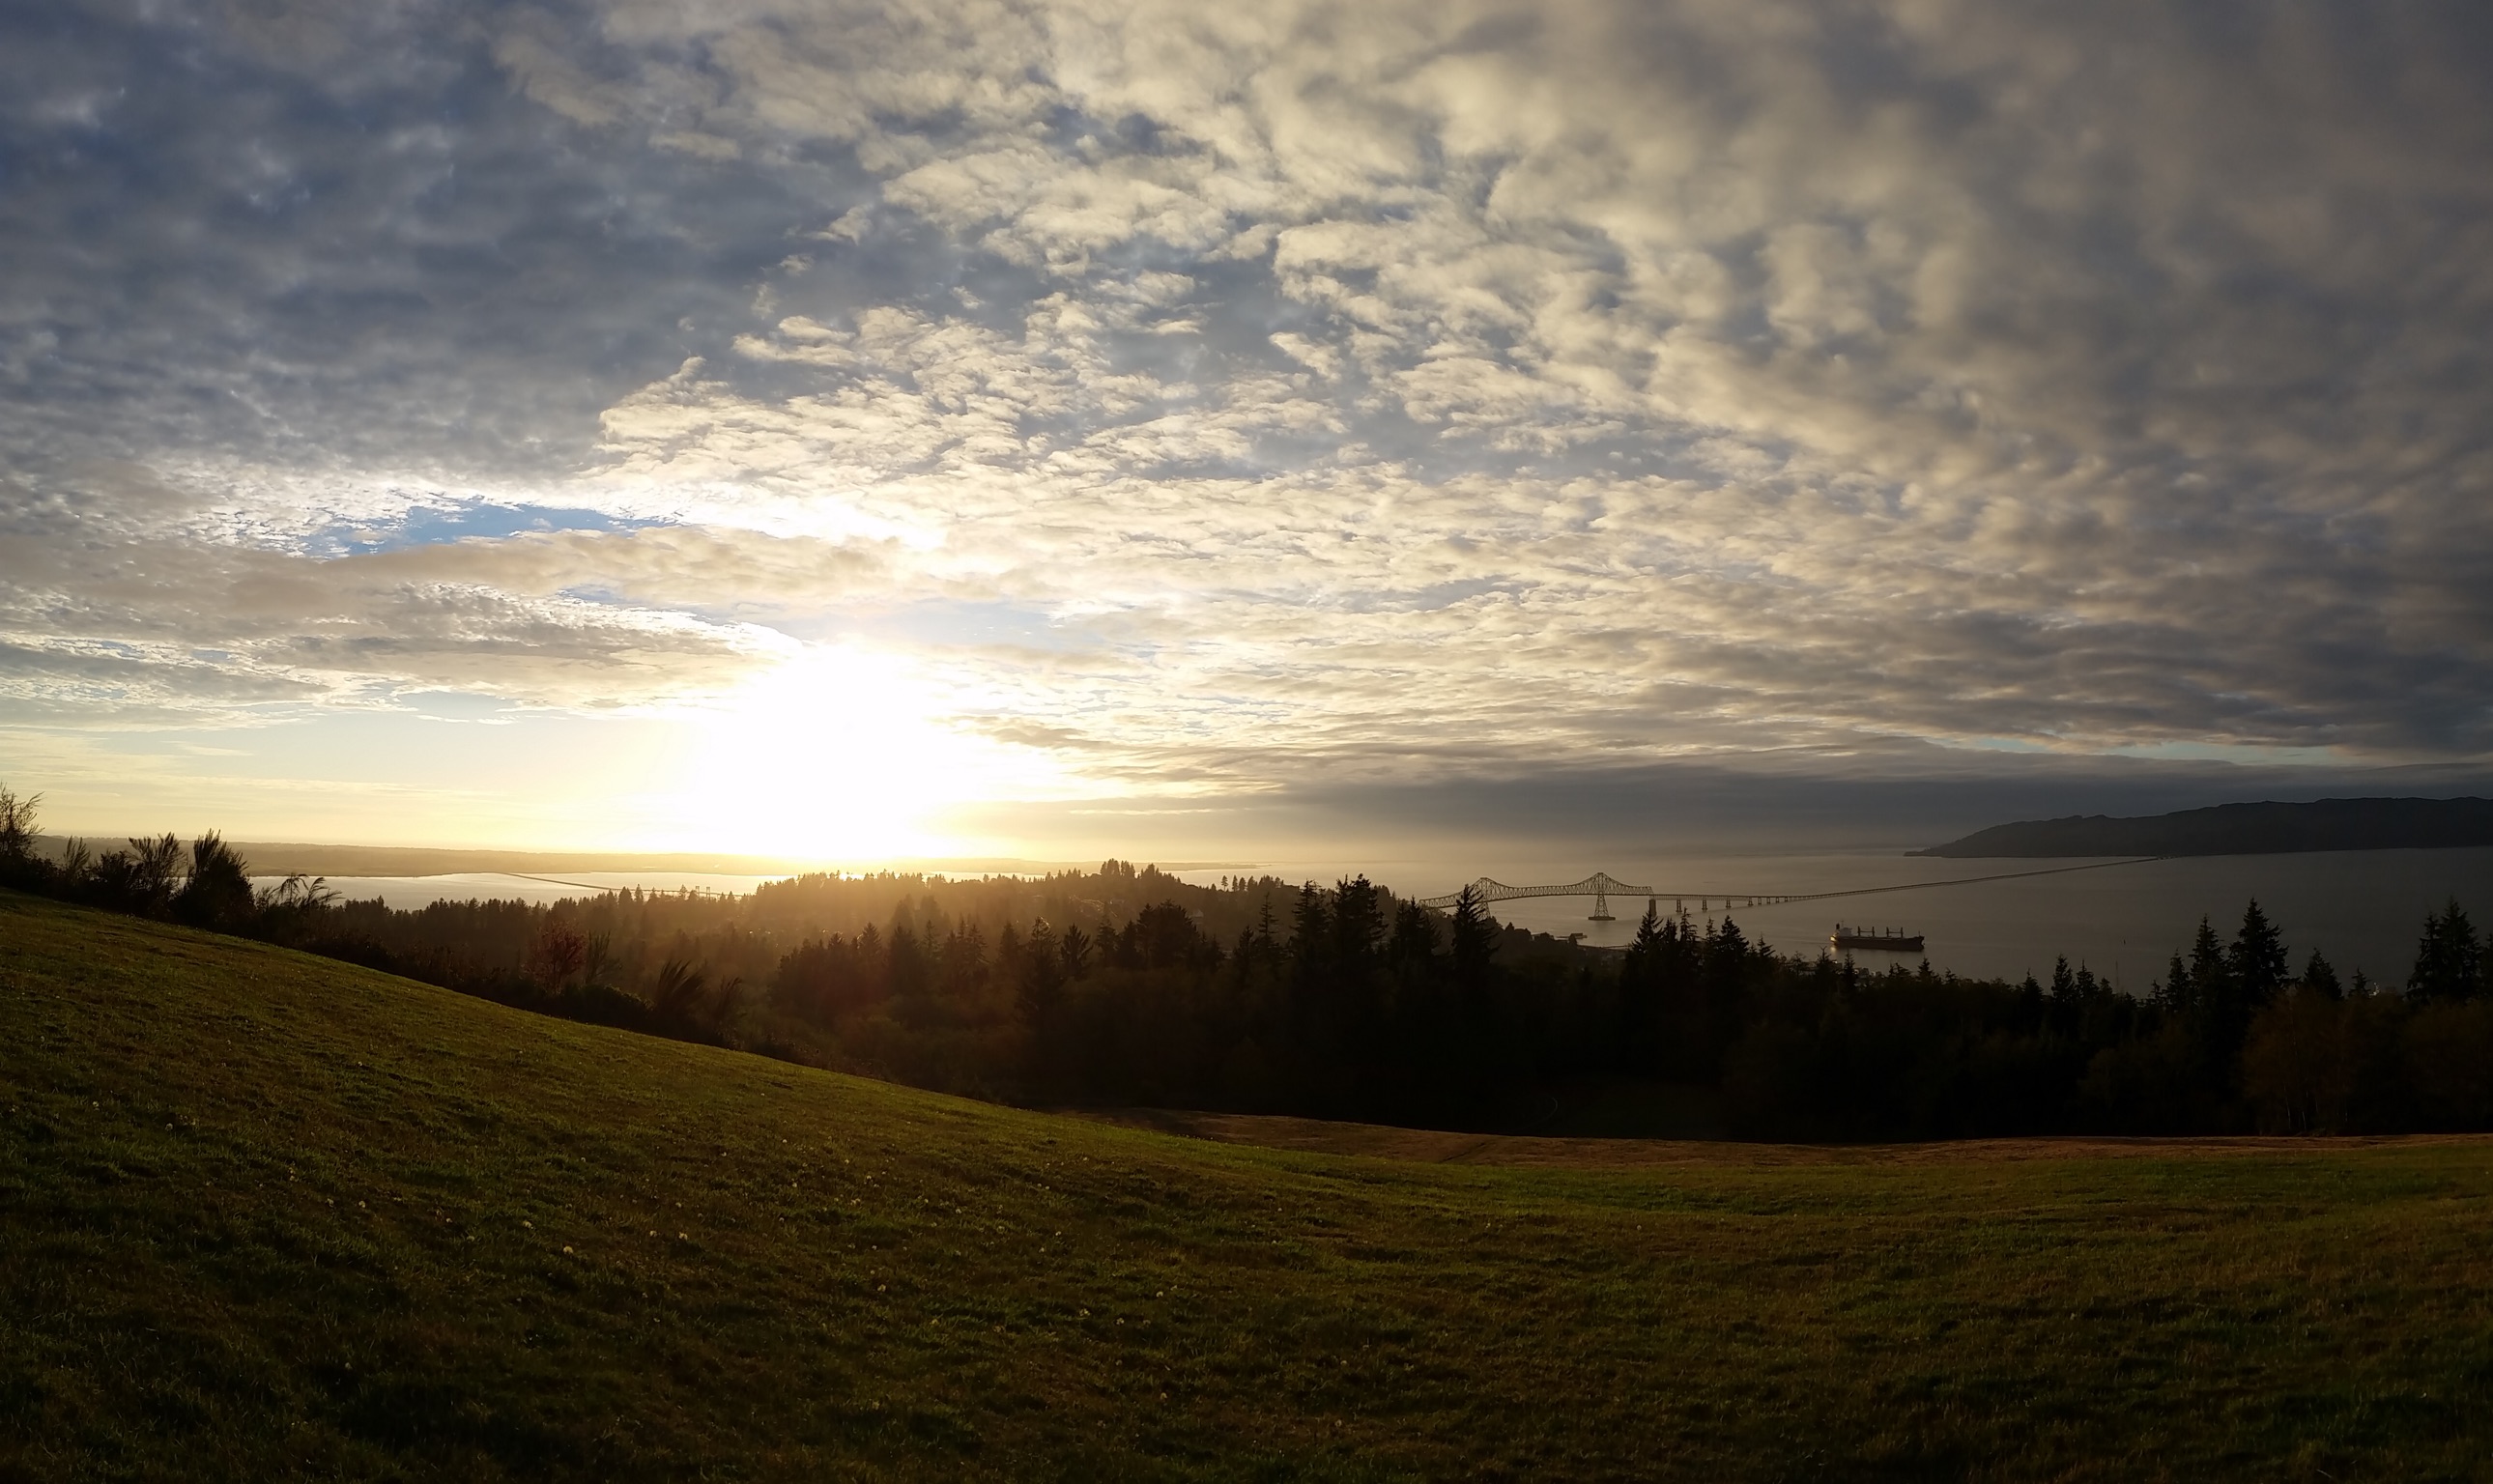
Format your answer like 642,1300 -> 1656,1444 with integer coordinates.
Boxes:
1913,796 -> 2493,858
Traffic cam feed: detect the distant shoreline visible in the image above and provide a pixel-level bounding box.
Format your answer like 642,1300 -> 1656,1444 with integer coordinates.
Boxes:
34,836 -> 1248,881
1915,797 -> 2493,859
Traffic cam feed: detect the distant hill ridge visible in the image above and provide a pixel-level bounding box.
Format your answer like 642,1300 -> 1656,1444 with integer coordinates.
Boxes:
1914,796 -> 2493,858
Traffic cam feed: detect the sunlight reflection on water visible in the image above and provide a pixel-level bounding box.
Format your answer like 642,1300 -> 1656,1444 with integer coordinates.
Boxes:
249,871 -> 784,909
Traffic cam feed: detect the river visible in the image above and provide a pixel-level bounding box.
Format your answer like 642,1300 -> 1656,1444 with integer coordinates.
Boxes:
264,846 -> 2493,991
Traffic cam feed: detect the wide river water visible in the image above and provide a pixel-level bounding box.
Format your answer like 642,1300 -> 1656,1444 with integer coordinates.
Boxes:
1181,847 -> 2493,990
268,846 -> 2493,991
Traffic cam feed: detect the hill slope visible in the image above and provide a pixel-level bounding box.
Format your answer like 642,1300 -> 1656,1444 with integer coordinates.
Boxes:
5,890 -> 2493,1480
1913,795 -> 2493,857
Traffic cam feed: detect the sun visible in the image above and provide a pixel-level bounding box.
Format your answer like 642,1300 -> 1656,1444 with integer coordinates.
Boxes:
669,644 -> 1060,862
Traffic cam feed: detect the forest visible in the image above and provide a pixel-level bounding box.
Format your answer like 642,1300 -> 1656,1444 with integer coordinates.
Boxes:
6,783 -> 2490,1140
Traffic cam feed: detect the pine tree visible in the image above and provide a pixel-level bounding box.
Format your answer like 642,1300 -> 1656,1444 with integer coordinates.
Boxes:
1331,876 -> 1386,979
1387,899 -> 1430,960
1619,900 -> 1668,1073
1629,899 -> 1667,959
1289,883 -> 1331,986
2154,952 -> 2190,1013
1449,885 -> 1497,989
2189,917 -> 2230,1011
2228,899 -> 2289,1008
2407,899 -> 2481,1002
1017,920 -> 1069,1086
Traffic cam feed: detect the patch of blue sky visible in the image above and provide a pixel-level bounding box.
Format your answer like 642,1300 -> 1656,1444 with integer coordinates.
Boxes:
309,502 -> 673,557
1934,735 -> 2062,755
2107,741 -> 2350,767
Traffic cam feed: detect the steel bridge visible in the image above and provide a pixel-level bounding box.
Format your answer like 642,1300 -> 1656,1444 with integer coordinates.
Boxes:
1414,872 -> 1797,922
1415,857 -> 2159,922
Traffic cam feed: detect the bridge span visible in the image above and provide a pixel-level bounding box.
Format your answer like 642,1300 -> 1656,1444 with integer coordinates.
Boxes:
1414,857 -> 2158,922
1413,872 -> 1794,922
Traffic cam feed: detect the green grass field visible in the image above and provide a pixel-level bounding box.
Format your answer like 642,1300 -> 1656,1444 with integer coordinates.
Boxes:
5,889 -> 2492,1480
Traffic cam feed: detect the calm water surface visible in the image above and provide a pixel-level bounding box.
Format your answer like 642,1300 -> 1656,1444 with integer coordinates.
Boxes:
250,871 -> 784,909
268,849 -> 2493,990
1185,848 -> 2493,989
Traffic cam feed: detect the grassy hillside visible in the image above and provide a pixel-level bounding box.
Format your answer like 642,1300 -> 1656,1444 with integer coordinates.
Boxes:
5,890 -> 2491,1481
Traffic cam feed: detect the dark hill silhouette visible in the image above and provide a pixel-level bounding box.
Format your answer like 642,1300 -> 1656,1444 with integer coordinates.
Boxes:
1913,797 -> 2493,858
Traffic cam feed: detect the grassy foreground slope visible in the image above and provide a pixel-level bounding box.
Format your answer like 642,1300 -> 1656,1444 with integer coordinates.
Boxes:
4,893 -> 2491,1481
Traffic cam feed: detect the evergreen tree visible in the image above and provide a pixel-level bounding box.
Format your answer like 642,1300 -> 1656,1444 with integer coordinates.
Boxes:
1449,885 -> 1497,991
2188,917 -> 2230,1013
886,920 -> 931,1022
1331,876 -> 1386,977
2407,899 -> 2480,1001
1016,921 -> 1069,1085
2154,953 -> 2190,1013
1628,899 -> 1667,960
2301,950 -> 2341,1001
1289,884 -> 1331,986
940,921 -> 989,999
1697,917 -> 1755,1074
1619,900 -> 1668,1073
2228,899 -> 2290,1008
1387,900 -> 1439,979
2195,908 -> 2271,1095
1338,876 -> 1389,1065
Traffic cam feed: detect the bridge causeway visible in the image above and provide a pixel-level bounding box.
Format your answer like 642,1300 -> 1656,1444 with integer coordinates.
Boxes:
1413,858 -> 2159,922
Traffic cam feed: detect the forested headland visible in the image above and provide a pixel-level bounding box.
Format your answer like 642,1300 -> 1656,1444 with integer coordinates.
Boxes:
1916,795 -> 2493,857
7,782 -> 2490,1141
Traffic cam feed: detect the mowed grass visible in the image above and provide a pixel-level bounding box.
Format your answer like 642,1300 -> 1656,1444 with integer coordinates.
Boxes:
4,892 -> 2492,1481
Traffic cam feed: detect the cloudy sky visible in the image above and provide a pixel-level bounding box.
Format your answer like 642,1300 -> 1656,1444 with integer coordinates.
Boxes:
5,0 -> 2492,862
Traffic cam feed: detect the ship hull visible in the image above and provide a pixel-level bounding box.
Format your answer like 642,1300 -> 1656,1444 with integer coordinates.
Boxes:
1830,933 -> 1925,953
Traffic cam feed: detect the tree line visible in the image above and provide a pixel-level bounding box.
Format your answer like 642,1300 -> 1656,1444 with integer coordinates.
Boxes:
5,782 -> 2489,1138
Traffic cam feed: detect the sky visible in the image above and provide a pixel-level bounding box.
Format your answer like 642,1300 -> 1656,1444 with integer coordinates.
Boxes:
4,1 -> 2492,866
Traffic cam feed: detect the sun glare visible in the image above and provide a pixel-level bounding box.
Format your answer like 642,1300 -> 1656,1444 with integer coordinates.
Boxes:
671,645 -> 1061,862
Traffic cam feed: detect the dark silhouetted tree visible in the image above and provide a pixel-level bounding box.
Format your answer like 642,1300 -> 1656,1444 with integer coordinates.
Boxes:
175,832 -> 255,932
2407,899 -> 2480,1002
1619,899 -> 1670,1073
0,784 -> 39,880
528,918 -> 590,989
649,957 -> 729,1040
2229,899 -> 2290,1008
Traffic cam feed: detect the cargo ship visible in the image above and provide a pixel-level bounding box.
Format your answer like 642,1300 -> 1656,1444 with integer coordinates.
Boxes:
1830,925 -> 1925,953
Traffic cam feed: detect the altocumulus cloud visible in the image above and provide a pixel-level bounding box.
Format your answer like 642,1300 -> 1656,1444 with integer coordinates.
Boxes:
5,0 -> 2493,803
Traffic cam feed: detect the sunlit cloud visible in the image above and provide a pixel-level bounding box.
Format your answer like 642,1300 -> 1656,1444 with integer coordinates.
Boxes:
4,0 -> 2491,846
